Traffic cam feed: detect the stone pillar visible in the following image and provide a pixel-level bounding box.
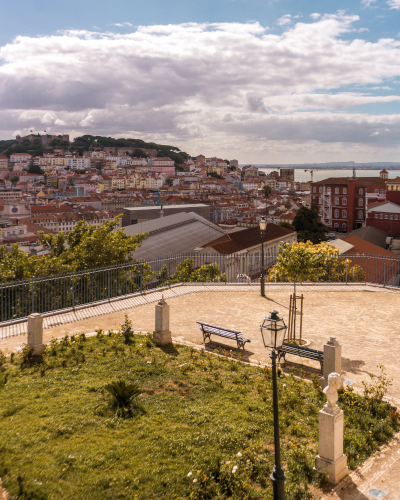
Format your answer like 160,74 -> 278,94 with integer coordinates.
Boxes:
27,313 -> 45,355
321,336 -> 342,388
315,372 -> 348,485
153,296 -> 172,346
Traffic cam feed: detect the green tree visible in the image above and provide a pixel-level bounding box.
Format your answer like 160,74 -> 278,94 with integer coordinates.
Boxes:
39,217 -> 148,271
157,258 -> 226,285
27,163 -> 44,175
10,177 -> 19,184
133,148 -> 148,158
207,172 -> 224,180
0,217 -> 148,282
292,206 -> 328,244
267,241 -> 364,291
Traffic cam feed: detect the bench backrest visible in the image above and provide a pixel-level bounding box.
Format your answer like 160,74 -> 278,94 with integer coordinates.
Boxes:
282,342 -> 323,356
197,321 -> 243,341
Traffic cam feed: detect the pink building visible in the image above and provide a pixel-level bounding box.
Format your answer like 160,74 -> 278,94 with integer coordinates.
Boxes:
150,166 -> 175,175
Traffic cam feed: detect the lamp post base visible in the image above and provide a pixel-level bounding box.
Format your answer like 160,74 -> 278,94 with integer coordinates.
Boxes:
271,465 -> 286,499
261,276 -> 265,297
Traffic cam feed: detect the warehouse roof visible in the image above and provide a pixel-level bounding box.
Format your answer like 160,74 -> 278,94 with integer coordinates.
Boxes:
124,212 -> 226,259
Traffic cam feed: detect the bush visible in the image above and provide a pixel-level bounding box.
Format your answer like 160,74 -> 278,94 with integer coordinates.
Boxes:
120,315 -> 134,345
99,380 -> 142,418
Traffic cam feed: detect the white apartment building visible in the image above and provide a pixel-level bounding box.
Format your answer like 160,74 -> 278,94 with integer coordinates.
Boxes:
149,157 -> 174,167
66,157 -> 91,169
146,175 -> 164,190
10,153 -> 32,163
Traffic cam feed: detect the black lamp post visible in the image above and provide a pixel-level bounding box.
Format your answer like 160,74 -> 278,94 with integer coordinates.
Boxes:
260,310 -> 287,500
260,216 -> 266,297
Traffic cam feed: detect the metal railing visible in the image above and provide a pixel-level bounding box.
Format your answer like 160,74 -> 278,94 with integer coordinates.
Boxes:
1,252 -> 400,326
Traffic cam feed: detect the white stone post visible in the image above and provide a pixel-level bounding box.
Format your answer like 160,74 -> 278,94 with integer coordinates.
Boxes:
315,372 -> 348,485
153,296 -> 172,346
27,313 -> 45,355
321,336 -> 342,388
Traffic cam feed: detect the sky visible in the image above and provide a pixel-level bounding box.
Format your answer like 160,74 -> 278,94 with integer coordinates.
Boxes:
1,0 -> 400,163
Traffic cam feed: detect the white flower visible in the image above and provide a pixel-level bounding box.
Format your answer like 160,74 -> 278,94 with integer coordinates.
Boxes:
193,478 -> 197,483
237,452 -> 242,458
226,461 -> 231,465
232,465 -> 238,473
283,384 -> 286,387
187,472 -> 192,477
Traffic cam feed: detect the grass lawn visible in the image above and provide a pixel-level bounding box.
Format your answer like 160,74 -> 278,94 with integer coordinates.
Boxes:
0,321 -> 398,500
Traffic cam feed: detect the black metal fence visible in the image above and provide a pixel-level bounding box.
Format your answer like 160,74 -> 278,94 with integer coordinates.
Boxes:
1,252 -> 400,325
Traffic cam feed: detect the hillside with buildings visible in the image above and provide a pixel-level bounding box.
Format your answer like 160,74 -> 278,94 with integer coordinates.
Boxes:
0,132 -> 305,255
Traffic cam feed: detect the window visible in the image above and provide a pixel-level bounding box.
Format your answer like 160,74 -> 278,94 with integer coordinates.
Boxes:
380,213 -> 383,219
385,213 -> 388,219
313,187 -> 316,193
334,209 -> 339,218
318,209 -> 322,216
343,197 -> 347,205
319,187 -> 322,193
342,210 -> 347,218
390,214 -> 393,220
395,215 -> 399,220
335,188 -> 339,194
375,213 -> 379,219
358,210 -> 363,219
388,185 -> 392,191
342,223 -> 347,230
358,198 -> 363,206
327,187 -> 331,194
375,189 -> 379,193
343,188 -> 347,194
334,223 -> 339,229
381,189 -> 385,194
359,188 -> 363,195
335,197 -> 339,205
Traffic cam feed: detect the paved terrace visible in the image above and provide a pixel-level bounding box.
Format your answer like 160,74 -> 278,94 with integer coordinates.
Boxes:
1,283 -> 400,402
2,283 -> 400,499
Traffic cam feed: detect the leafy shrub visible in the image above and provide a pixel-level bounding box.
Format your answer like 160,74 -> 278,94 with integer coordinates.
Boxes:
20,345 -> 34,366
120,315 -> 134,344
99,380 -> 142,417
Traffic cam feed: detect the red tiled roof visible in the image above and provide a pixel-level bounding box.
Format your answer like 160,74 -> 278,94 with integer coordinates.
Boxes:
342,235 -> 399,284
198,223 -> 295,254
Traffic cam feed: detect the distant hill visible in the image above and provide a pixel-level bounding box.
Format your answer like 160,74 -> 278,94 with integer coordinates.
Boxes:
73,135 -> 190,165
0,135 -> 191,166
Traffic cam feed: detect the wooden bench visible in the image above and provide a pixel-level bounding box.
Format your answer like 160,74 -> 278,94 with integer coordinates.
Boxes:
278,342 -> 324,373
196,322 -> 251,350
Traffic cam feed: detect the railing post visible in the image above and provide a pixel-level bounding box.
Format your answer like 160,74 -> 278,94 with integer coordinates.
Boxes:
140,264 -> 143,293
108,269 -> 111,300
72,278 -> 75,308
384,262 -> 386,287
31,278 -> 34,314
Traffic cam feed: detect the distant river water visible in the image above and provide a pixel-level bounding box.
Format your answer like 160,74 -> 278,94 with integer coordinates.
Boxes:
258,168 -> 400,183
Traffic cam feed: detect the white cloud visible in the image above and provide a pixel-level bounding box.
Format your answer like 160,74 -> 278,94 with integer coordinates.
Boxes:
370,131 -> 380,136
310,13 -> 321,19
361,0 -> 377,7
277,14 -> 292,26
387,0 -> 400,9
358,27 -> 370,32
1,14 -> 400,161
112,22 -> 133,27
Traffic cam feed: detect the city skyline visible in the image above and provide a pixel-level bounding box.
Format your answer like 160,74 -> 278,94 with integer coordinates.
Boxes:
1,0 -> 400,163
